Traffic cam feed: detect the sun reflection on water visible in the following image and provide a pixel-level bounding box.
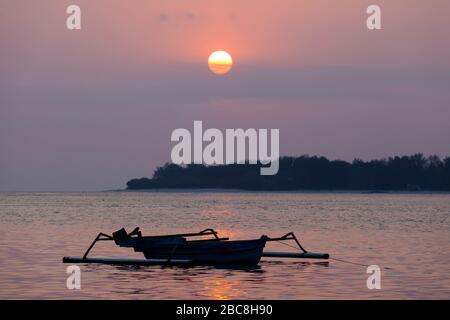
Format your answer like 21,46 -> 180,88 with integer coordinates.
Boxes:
201,278 -> 242,300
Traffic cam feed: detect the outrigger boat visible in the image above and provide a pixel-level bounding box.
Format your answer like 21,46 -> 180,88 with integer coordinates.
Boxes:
63,227 -> 329,266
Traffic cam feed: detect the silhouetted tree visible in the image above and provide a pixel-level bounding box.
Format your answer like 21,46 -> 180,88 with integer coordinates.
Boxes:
126,154 -> 450,191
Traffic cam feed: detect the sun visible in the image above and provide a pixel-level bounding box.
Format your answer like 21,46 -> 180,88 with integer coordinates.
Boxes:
208,51 -> 233,75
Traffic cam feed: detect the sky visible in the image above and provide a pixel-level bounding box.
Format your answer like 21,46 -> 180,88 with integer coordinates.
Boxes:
1,0 -> 450,191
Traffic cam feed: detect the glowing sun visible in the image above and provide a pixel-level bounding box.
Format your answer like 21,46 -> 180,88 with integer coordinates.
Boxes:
208,51 -> 233,75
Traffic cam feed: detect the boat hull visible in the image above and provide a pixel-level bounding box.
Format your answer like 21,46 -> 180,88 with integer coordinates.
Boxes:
118,236 -> 267,265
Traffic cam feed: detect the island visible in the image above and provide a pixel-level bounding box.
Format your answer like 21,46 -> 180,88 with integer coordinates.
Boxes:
126,154 -> 450,191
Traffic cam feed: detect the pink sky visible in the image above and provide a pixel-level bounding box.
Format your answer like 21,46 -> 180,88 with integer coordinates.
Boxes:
1,0 -> 450,190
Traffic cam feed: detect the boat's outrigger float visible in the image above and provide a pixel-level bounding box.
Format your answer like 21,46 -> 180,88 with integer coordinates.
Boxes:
63,227 -> 329,266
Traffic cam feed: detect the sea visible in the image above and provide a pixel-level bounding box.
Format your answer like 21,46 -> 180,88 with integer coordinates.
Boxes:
0,191 -> 449,299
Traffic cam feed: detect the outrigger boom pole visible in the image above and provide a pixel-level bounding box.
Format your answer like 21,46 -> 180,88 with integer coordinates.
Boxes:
263,232 -> 330,260
83,232 -> 113,259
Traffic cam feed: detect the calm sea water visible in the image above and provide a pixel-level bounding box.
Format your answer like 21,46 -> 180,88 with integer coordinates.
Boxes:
0,191 -> 449,299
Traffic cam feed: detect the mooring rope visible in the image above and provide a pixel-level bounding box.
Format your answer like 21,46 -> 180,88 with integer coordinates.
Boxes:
330,257 -> 392,270
276,240 -> 392,270
329,257 -> 372,268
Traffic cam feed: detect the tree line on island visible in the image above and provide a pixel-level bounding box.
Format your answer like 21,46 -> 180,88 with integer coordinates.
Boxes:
127,154 -> 450,191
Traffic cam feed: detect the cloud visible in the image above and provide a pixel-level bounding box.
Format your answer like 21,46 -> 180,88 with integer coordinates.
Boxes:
7,65 -> 447,107
158,14 -> 169,22
157,11 -> 196,23
185,12 -> 195,20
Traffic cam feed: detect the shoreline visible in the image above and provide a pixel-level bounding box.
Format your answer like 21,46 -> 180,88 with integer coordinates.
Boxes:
116,189 -> 450,194
1,189 -> 450,194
